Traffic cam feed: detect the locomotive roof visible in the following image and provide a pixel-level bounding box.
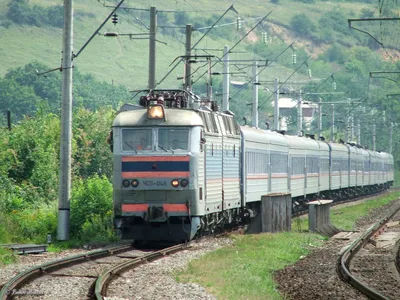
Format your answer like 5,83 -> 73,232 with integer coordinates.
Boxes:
113,107 -> 204,127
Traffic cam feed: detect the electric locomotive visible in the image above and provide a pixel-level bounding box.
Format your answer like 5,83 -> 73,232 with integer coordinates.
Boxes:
111,89 -> 242,242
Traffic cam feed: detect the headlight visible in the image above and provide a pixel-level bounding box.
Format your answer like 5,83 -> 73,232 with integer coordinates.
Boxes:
171,179 -> 179,187
122,179 -> 130,188
147,105 -> 164,119
131,179 -> 139,187
180,179 -> 189,187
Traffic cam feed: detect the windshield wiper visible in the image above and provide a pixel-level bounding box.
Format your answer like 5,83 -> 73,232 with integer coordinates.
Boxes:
158,144 -> 168,152
125,142 -> 137,154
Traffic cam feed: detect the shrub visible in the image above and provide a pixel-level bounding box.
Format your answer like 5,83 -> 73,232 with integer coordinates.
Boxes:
0,248 -> 17,266
80,213 -> 118,243
7,204 -> 57,243
290,14 -> 316,37
70,175 -> 113,239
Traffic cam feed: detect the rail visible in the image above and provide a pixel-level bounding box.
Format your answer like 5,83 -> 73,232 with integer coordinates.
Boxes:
94,243 -> 189,299
0,245 -> 132,300
337,199 -> 400,300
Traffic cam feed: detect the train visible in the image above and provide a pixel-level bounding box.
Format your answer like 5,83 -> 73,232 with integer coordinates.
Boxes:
109,89 -> 394,243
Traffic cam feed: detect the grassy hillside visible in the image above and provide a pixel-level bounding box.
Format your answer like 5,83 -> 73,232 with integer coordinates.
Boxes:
0,0 -> 375,90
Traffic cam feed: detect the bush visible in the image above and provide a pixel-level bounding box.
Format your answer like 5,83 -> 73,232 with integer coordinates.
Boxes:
80,213 -> 118,243
7,0 -> 64,28
0,248 -> 17,266
70,175 -> 113,240
7,204 -> 57,243
290,14 -> 316,37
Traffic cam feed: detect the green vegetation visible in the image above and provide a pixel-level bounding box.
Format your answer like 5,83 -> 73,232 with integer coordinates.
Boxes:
7,0 -> 64,28
176,191 -> 400,299
0,98 -> 117,246
177,233 -> 325,299
0,0 -> 398,262
0,248 -> 17,267
294,191 -> 400,231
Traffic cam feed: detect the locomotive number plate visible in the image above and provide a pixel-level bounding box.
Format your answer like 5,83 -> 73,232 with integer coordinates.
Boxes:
143,180 -> 167,187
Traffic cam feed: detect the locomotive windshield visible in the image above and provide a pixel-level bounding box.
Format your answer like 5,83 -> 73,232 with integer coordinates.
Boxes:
158,128 -> 189,151
122,128 -> 153,151
121,127 -> 189,152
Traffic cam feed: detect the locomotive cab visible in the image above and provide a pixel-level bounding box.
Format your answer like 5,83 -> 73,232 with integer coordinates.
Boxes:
112,101 -> 203,243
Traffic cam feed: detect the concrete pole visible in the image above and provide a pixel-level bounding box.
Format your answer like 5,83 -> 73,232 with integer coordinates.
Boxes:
58,0 -> 74,241
357,119 -> 361,145
274,77 -> 279,130
318,98 -> 322,139
346,99 -> 350,142
252,62 -> 258,128
222,45 -> 230,111
207,57 -> 212,99
330,104 -> 334,142
372,123 -> 376,151
184,24 -> 192,92
148,6 -> 156,89
7,110 -> 11,131
350,113 -> 354,141
297,89 -> 302,136
389,122 -> 393,154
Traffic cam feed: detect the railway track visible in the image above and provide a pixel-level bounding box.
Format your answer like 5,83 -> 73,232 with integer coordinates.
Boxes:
94,243 -> 189,299
0,243 -> 190,300
337,199 -> 400,299
0,244 -> 132,300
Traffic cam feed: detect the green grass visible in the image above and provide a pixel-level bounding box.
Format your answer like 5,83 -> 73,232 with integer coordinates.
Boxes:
294,191 -> 400,231
0,247 -> 17,266
394,170 -> 400,187
0,0 -> 374,90
176,191 -> 400,299
177,233 -> 326,300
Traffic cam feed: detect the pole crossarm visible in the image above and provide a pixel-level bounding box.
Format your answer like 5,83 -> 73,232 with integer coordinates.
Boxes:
348,18 -> 400,47
370,71 -> 400,84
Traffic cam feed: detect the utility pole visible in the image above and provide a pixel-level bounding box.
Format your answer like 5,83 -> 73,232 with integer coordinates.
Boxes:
252,61 -> 258,128
206,57 -> 212,99
297,89 -> 302,135
330,104 -> 334,142
274,77 -> 279,130
148,6 -> 156,89
389,122 -> 393,154
222,45 -> 230,111
350,113 -> 354,141
372,123 -> 376,151
7,110 -> 11,131
346,98 -> 350,142
357,119 -> 361,144
58,0 -> 73,241
318,98 -> 322,139
184,24 -> 192,92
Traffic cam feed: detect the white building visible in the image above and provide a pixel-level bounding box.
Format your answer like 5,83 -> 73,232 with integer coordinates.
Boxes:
271,97 -> 318,131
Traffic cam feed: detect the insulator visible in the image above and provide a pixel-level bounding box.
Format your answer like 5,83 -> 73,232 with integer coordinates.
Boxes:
237,16 -> 242,30
308,68 -> 312,78
112,13 -> 118,25
332,81 -> 337,90
263,32 -> 268,44
292,53 -> 297,65
139,96 -> 147,106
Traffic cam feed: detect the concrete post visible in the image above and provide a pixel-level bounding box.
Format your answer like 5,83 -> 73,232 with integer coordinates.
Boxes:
58,0 -> 74,240
222,45 -> 230,111
252,62 -> 258,128
148,6 -> 156,89
274,77 -> 279,130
